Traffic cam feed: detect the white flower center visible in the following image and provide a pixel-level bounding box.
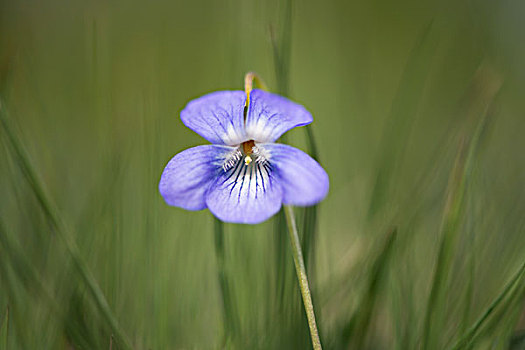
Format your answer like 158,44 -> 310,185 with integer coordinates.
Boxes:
222,140 -> 269,172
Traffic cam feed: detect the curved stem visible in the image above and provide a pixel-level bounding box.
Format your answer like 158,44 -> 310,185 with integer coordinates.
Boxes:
284,205 -> 322,350
244,72 -> 269,103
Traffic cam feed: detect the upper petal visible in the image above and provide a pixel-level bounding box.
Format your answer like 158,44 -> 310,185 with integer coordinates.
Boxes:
180,91 -> 247,145
261,143 -> 329,206
159,145 -> 235,210
245,89 -> 313,142
205,158 -> 283,224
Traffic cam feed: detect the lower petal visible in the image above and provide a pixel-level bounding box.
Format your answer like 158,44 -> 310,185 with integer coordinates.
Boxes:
261,143 -> 329,206
159,145 -> 234,210
205,160 -> 283,224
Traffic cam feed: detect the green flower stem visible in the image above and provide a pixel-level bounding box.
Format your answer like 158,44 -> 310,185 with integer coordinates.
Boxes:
284,205 -> 322,350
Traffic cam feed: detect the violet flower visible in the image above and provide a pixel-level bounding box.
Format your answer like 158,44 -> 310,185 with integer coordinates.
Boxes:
159,89 -> 329,224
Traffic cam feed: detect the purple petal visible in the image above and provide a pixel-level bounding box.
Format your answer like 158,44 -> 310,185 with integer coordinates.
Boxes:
159,145 -> 235,210
205,159 -> 283,224
245,89 -> 313,142
180,91 -> 247,145
262,143 -> 329,206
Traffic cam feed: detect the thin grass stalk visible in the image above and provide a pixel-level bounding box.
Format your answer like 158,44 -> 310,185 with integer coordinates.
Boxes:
422,134 -> 477,350
391,259 -> 415,350
476,285 -> 525,348
466,257 -> 525,347
0,100 -> 133,350
494,290 -> 525,349
459,178 -> 476,347
284,205 -> 322,350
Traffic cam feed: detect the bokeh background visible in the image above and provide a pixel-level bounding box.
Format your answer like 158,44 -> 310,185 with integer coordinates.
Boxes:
1,0 -> 525,349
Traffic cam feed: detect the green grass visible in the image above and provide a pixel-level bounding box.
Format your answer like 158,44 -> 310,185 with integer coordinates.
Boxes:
1,0 -> 525,349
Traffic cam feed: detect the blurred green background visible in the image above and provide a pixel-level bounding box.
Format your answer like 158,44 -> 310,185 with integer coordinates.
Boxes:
1,0 -> 525,349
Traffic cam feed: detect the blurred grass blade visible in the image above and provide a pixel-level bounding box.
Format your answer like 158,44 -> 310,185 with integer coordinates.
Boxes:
472,269 -> 525,347
0,221 -> 100,347
0,306 -> 7,350
459,175 -> 476,340
0,221 -> 62,319
367,20 -> 437,222
421,139 -> 468,350
214,218 -> 238,347
0,100 -> 133,350
421,68 -> 502,349
450,259 -> 525,350
342,227 -> 397,348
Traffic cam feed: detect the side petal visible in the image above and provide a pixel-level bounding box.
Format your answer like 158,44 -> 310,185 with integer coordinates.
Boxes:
262,143 -> 329,206
180,91 -> 247,145
245,89 -> 313,142
205,160 -> 283,224
159,145 -> 235,210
